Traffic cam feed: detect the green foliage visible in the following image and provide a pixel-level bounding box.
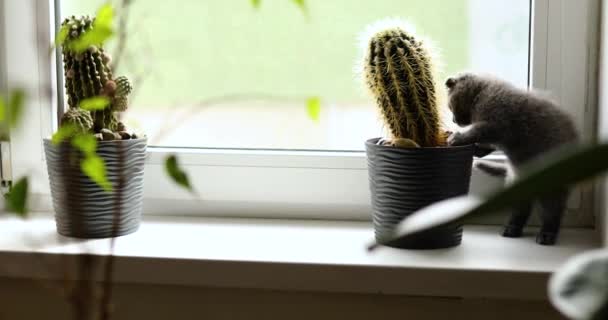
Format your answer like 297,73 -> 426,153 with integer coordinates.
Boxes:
4,177 -> 29,217
370,143 -> 608,248
165,155 -> 193,192
60,108 -> 94,133
249,0 -> 307,14
71,134 -> 98,155
0,89 -> 26,129
291,0 -> 306,11
7,89 -> 25,128
250,0 -> 261,9
306,97 -> 321,122
0,88 -> 26,140
362,22 -> 443,147
80,96 -> 110,111
52,129 -> 113,191
71,133 -> 113,192
81,155 -> 112,192
55,25 -> 70,47
69,3 -> 115,53
52,124 -> 79,145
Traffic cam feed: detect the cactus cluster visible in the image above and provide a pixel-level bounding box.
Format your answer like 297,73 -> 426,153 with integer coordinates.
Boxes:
361,21 -> 444,147
60,15 -> 136,140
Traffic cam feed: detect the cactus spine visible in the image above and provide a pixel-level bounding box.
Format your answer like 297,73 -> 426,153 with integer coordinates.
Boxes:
60,15 -> 133,137
362,23 -> 443,147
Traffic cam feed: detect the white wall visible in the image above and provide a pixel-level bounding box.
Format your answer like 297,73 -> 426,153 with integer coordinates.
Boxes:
0,278 -> 563,320
599,0 -> 608,245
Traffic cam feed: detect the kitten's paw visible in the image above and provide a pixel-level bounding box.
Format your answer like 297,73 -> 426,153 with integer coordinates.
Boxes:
536,232 -> 558,245
502,225 -> 523,238
447,132 -> 464,146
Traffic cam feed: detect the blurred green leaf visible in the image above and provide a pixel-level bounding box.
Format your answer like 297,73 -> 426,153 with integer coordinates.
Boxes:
165,155 -> 193,192
306,97 -> 321,122
371,143 -> 608,249
69,3 -> 115,53
0,96 -> 5,123
80,96 -> 110,111
71,133 -> 97,155
70,27 -> 114,53
55,25 -> 70,47
8,89 -> 25,128
52,124 -> 78,145
292,0 -> 306,10
250,0 -> 261,9
71,133 -> 112,192
81,155 -> 112,192
5,177 -> 28,217
95,3 -> 114,29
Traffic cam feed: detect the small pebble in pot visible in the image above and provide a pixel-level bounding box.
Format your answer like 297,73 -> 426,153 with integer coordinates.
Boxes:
118,131 -> 131,140
100,128 -> 115,141
94,133 -> 104,141
391,138 -> 420,148
113,133 -> 122,140
131,133 -> 138,139
116,122 -> 126,132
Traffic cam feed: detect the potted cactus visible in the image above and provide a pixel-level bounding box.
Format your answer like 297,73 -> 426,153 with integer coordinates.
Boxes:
359,20 -> 474,249
43,15 -> 146,238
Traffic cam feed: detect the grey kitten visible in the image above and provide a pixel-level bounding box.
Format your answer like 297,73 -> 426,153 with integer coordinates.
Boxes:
445,73 -> 579,245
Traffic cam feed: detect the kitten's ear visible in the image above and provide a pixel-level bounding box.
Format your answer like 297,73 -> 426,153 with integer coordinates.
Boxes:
445,77 -> 457,89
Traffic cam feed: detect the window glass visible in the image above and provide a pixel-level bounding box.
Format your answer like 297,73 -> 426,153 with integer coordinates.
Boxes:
59,0 -> 530,150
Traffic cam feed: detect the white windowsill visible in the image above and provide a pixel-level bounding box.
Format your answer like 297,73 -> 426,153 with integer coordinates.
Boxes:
0,213 -> 598,300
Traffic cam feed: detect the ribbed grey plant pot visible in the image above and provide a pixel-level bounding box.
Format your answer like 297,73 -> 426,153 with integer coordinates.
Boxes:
43,138 -> 147,239
365,138 -> 474,249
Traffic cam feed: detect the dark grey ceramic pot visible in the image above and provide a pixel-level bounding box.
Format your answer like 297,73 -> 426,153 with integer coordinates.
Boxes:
43,138 -> 147,238
365,138 -> 474,249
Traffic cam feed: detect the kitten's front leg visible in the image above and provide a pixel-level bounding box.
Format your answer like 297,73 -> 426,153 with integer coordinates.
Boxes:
503,201 -> 533,238
474,143 -> 496,158
537,190 -> 569,245
448,122 -> 499,146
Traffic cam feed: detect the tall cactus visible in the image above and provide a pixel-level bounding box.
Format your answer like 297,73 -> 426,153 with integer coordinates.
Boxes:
60,15 -> 132,137
361,22 -> 444,147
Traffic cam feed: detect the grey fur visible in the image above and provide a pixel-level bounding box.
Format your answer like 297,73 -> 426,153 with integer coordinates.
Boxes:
445,73 -> 579,245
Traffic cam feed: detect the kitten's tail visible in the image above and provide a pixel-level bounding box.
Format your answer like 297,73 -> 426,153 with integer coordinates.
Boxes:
474,160 -> 508,177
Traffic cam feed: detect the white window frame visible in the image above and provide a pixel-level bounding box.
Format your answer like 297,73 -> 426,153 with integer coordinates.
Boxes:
1,0 -> 599,226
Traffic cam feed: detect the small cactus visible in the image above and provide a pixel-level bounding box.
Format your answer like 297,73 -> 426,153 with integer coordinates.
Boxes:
114,76 -> 132,97
360,20 -> 444,147
111,76 -> 132,111
112,96 -> 128,112
60,108 -> 94,133
60,15 -> 134,136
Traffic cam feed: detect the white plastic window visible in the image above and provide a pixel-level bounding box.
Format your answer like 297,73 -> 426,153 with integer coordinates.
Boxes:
59,0 -> 529,151
1,0 -> 599,225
